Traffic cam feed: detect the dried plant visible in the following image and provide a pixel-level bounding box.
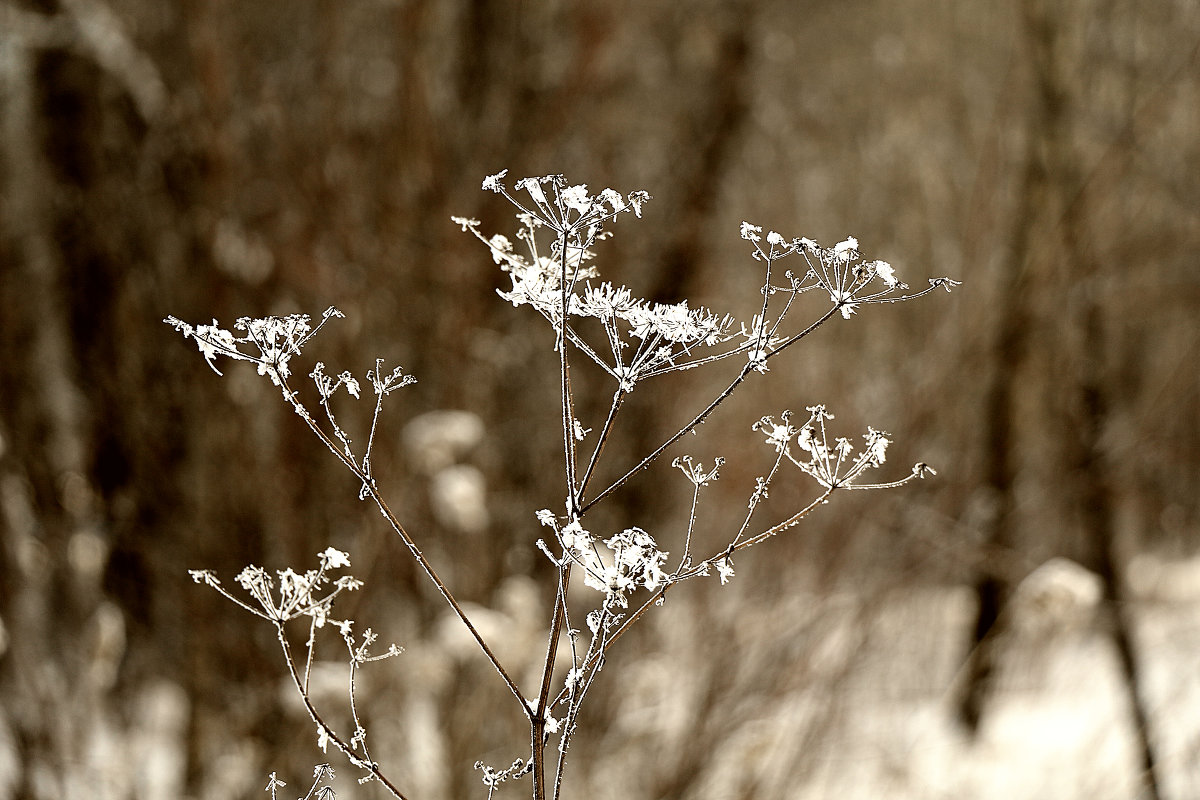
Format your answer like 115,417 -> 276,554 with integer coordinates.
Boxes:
165,172 -> 958,799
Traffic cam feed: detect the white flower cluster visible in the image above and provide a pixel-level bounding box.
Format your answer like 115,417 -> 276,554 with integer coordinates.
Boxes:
740,223 -> 907,319
188,547 -> 362,630
753,406 -> 931,490
481,171 -> 650,232
577,283 -> 735,346
164,307 -> 344,388
165,310 -> 415,475
459,176 -> 752,389
461,175 -> 958,400
540,513 -> 669,608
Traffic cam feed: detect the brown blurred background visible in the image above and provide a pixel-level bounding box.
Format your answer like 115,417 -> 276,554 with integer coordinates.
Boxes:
1,1 -> 1198,798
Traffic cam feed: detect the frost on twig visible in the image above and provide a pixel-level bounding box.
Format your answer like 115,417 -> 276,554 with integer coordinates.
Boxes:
753,405 -> 933,491
192,549 -> 405,796
165,308 -> 416,500
164,307 -> 344,388
266,764 -> 337,800
188,547 -> 362,625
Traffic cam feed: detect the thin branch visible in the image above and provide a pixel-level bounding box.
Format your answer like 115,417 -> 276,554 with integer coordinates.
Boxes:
280,377 -> 531,718
576,387 -> 626,498
364,488 -> 530,715
276,626 -> 409,800
548,487 -> 835,712
581,304 -> 840,513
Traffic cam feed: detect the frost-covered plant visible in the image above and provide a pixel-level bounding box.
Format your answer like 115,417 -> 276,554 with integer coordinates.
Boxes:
166,172 -> 957,799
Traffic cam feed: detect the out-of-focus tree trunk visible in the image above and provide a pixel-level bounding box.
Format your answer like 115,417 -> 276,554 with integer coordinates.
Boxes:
0,4 -> 272,795
960,4 -> 1163,795
1,7 -> 109,794
956,0 -> 1053,735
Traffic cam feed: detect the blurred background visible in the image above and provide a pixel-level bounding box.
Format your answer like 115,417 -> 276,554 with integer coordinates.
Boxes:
1,0 -> 1198,798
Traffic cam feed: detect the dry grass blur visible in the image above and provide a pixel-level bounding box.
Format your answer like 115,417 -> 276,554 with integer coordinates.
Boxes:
1,1 -> 1198,798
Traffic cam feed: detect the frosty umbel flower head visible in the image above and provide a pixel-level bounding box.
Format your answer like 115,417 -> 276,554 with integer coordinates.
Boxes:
164,307 -> 345,390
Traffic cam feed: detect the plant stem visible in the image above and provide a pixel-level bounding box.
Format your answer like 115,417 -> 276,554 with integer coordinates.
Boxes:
277,626 -> 409,800
577,387 -> 626,498
581,305 -> 839,513
287,383 -> 531,717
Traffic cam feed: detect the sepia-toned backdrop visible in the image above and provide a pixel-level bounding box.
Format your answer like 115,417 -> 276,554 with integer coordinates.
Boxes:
1,1 -> 1197,798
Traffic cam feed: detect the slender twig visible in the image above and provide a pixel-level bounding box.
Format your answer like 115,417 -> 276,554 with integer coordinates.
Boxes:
281,377 -> 531,717
581,303 -> 839,514
276,626 -> 409,800
551,602 -> 615,800
558,225 -> 580,515
731,449 -> 786,548
576,387 -> 626,498
551,487 -> 836,712
676,482 -> 702,573
531,563 -> 571,800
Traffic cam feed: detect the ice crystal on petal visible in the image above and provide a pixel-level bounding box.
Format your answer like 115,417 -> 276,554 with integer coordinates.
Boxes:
599,188 -> 625,213
488,234 -> 514,264
482,170 -> 507,192
188,569 -> 218,586
560,185 -> 591,215
321,547 -> 352,569
627,190 -> 650,217
753,413 -> 796,452
871,260 -> 900,288
515,176 -> 551,208
166,309 -> 349,394
833,236 -> 859,259
865,427 -> 890,465
560,520 -> 591,553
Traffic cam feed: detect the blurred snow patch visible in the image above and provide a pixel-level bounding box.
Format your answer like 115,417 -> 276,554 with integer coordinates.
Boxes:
404,688 -> 448,799
86,601 -> 126,691
213,218 -> 273,284
1011,557 -> 1102,632
404,410 -> 484,474
430,464 -> 489,534
434,576 -> 547,682
1127,552 -> 1200,602
131,681 -> 189,800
